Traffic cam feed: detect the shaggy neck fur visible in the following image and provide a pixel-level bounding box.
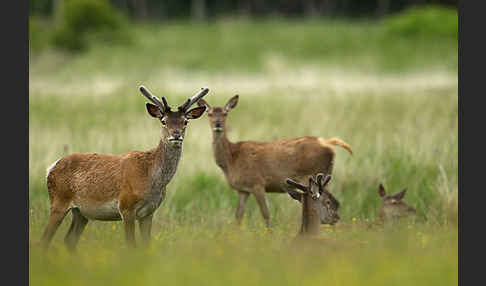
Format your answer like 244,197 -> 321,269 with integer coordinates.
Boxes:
299,195 -> 321,236
150,138 -> 182,190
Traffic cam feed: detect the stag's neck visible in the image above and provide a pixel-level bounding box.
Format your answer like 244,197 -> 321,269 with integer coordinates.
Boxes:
299,196 -> 321,236
212,130 -> 233,172
151,139 -> 183,187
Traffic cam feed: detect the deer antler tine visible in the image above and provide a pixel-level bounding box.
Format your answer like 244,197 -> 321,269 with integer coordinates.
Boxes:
180,87 -> 210,111
139,85 -> 166,111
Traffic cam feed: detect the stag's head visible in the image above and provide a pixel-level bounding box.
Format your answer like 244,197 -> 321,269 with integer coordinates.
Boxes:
140,86 -> 208,148
285,174 -> 340,225
378,184 -> 416,222
197,95 -> 238,134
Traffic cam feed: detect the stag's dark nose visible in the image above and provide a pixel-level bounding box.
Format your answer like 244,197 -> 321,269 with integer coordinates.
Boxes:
172,132 -> 182,140
215,122 -> 222,128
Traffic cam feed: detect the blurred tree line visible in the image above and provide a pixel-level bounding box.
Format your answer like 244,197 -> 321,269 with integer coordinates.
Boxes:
30,0 -> 457,20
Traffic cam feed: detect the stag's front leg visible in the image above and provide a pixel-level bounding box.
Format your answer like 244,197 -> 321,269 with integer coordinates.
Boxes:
120,208 -> 136,248
253,187 -> 271,229
138,214 -> 153,247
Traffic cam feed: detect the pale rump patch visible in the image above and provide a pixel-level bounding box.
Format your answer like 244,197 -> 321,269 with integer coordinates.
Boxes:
317,137 -> 331,147
46,158 -> 61,181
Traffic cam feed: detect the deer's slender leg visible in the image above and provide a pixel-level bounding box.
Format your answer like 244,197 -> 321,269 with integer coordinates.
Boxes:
64,208 -> 88,253
40,201 -> 71,250
235,191 -> 250,226
138,214 -> 153,247
253,187 -> 271,228
120,208 -> 136,248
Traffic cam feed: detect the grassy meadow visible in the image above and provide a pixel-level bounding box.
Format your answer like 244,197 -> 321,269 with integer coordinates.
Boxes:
29,18 -> 458,285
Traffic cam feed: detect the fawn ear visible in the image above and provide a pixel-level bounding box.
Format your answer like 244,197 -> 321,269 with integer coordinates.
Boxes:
285,178 -> 307,193
185,106 -> 206,119
146,103 -> 163,118
286,188 -> 303,202
378,184 -> 386,198
224,95 -> 239,112
393,188 -> 407,200
197,99 -> 210,110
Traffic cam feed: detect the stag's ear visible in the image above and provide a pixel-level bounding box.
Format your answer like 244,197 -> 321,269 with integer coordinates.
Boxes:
146,103 -> 163,118
285,178 -> 307,192
185,106 -> 206,119
286,189 -> 303,202
224,95 -> 239,112
197,99 -> 210,110
378,184 -> 386,198
393,188 -> 407,200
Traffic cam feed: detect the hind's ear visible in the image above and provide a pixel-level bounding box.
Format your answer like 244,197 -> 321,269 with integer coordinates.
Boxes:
378,184 -> 386,198
197,99 -> 210,109
224,95 -> 239,112
286,189 -> 303,202
393,188 -> 407,200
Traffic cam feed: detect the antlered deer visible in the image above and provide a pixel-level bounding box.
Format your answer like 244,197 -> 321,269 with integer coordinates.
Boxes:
285,174 -> 340,236
41,86 -> 209,251
377,183 -> 416,223
197,95 -> 352,228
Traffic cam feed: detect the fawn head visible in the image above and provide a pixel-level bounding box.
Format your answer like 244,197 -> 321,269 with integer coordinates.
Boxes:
285,174 -> 340,225
140,86 -> 208,147
197,95 -> 239,133
378,184 -> 416,221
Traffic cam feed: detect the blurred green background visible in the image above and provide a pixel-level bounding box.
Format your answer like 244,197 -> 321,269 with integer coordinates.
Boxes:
29,1 -> 458,285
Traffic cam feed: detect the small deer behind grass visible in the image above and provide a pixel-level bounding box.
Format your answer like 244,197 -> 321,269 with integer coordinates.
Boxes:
285,174 -> 340,236
377,183 -> 416,223
198,95 -> 352,228
40,86 -> 209,251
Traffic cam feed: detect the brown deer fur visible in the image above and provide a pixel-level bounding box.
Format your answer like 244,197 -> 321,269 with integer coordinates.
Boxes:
198,95 -> 352,227
40,86 -> 209,251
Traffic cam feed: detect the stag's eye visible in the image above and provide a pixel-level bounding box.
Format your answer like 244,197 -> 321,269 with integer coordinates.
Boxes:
326,200 -> 331,206
184,120 -> 188,126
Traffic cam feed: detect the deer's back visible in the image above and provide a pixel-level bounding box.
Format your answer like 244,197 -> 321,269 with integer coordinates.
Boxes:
227,136 -> 336,191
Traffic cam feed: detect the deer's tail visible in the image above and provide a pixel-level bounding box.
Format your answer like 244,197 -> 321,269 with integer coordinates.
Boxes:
325,137 -> 353,156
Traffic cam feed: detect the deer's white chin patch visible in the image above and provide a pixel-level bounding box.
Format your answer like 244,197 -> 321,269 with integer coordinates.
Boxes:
168,139 -> 183,147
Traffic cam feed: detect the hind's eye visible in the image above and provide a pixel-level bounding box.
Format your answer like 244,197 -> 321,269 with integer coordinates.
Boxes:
161,119 -> 166,126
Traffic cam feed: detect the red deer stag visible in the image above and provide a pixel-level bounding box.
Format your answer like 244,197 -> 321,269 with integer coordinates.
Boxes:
40,86 -> 209,251
197,95 -> 352,228
285,174 -> 340,236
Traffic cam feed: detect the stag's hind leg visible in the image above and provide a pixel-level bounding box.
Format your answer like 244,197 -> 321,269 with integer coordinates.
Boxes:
40,200 -> 71,250
64,208 -> 88,253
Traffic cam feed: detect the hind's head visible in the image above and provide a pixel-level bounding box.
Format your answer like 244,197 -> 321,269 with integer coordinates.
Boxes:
378,184 -> 416,222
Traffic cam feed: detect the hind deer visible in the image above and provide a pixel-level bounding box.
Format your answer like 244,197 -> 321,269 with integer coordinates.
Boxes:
197,95 -> 352,228
40,86 -> 209,251
285,174 -> 340,236
377,183 -> 416,223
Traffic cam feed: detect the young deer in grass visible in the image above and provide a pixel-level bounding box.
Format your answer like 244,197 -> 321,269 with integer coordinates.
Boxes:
40,86 -> 209,251
377,184 -> 416,223
197,95 -> 352,228
285,174 -> 340,236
